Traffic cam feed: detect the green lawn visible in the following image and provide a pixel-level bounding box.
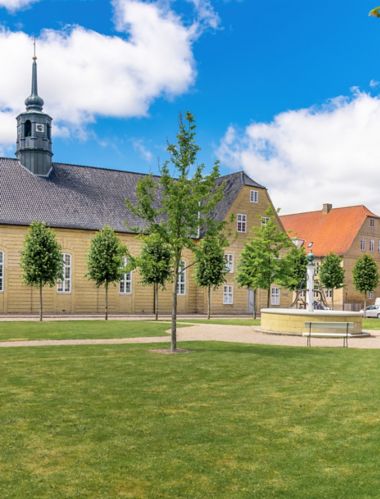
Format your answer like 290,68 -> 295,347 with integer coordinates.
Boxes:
1,342 -> 380,497
0,320 -> 172,341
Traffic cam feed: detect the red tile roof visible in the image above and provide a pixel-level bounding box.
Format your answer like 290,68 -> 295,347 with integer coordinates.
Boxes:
280,205 -> 379,257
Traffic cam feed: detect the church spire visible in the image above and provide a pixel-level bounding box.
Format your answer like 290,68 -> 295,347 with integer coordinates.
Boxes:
25,40 -> 44,112
16,40 -> 53,176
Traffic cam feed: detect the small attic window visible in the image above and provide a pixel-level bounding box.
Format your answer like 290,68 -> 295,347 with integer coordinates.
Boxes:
370,218 -> 375,227
24,120 -> 31,137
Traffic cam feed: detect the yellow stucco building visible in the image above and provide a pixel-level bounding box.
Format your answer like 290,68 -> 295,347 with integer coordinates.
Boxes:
0,58 -> 292,316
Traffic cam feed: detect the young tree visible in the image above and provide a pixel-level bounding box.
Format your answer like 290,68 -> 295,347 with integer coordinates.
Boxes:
279,245 -> 308,308
195,233 -> 228,319
319,253 -> 345,310
87,226 -> 126,320
137,232 -> 171,320
127,113 -> 224,352
353,255 -> 379,316
237,211 -> 291,310
21,221 -> 63,321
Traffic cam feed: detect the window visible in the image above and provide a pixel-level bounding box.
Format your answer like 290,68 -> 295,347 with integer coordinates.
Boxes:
120,257 -> 132,294
177,260 -> 186,295
368,291 -> 374,299
261,216 -> 270,226
237,214 -> 247,233
370,240 -> 375,252
0,251 -> 3,292
223,285 -> 233,305
370,218 -> 375,228
24,120 -> 31,137
360,239 -> 366,252
57,253 -> 72,293
250,190 -> 259,203
378,240 -> 380,253
325,289 -> 333,298
225,254 -> 234,273
271,287 -> 280,305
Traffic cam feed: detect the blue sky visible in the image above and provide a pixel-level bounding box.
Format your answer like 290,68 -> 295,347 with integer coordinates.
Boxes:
2,0 -> 380,212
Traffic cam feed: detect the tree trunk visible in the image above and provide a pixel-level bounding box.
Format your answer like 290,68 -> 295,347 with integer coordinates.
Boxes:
171,256 -> 180,352
207,285 -> 211,320
39,283 -> 43,322
105,282 -> 109,321
253,289 -> 257,319
155,283 -> 159,321
267,287 -> 271,308
363,294 -> 367,318
331,289 -> 334,310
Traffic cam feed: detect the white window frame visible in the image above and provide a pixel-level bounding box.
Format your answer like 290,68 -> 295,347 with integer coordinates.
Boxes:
261,216 -> 270,226
0,251 -> 4,292
237,214 -> 247,233
370,240 -> 375,252
250,190 -> 259,203
224,254 -> 234,273
176,260 -> 186,296
360,239 -> 366,252
368,291 -> 374,299
370,218 -> 375,227
271,287 -> 281,306
120,257 -> 133,295
223,285 -> 233,305
57,253 -> 72,293
325,289 -> 333,298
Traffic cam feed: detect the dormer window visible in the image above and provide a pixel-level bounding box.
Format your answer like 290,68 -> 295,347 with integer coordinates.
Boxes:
24,120 -> 31,137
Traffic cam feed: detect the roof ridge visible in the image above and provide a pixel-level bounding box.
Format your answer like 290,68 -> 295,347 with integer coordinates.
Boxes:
281,204 -> 380,218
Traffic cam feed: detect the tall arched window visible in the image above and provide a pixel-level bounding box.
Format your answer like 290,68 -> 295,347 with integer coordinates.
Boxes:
0,251 -> 4,292
24,120 -> 32,138
57,253 -> 72,293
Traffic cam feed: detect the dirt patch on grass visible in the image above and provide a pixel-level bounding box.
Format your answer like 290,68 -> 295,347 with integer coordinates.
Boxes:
150,348 -> 192,355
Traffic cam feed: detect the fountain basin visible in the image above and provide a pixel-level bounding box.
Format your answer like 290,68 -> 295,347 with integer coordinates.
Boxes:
261,308 -> 363,335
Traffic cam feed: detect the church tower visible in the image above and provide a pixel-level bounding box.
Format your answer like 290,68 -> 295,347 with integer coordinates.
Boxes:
16,47 -> 53,176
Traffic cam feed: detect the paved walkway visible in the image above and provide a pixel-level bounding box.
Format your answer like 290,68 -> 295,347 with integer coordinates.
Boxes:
1,323 -> 380,349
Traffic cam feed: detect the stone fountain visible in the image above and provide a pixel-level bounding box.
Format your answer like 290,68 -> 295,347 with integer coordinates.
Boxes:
260,251 -> 364,335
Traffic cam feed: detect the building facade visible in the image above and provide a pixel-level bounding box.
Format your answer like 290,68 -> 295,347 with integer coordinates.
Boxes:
281,204 -> 380,310
0,58 -> 292,316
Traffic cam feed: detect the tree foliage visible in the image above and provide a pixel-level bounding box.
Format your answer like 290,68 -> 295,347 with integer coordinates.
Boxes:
127,112 -> 225,351
195,232 -> 228,319
21,221 -> 63,321
353,254 -> 379,314
280,245 -> 307,292
87,226 -> 126,320
137,232 -> 172,320
237,210 -> 291,309
319,253 -> 345,309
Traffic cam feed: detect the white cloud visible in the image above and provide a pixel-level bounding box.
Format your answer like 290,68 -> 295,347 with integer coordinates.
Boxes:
0,0 -> 37,12
0,0 -> 218,147
217,90 -> 380,215
132,138 -> 153,162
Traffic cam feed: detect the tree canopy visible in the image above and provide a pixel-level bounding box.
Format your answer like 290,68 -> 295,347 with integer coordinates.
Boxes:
87,226 -> 126,320
21,221 -> 63,321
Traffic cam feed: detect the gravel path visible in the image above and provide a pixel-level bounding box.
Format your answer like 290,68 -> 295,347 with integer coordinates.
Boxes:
0,323 -> 379,349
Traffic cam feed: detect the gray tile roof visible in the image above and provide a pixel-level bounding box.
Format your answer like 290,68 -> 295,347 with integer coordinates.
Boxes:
0,158 -> 266,233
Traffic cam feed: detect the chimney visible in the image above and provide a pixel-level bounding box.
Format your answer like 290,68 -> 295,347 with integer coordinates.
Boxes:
322,203 -> 332,214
